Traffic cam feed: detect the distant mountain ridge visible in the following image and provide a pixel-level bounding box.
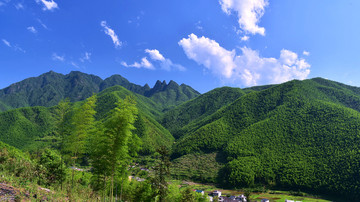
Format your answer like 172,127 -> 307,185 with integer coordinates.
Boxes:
0,71 -> 200,111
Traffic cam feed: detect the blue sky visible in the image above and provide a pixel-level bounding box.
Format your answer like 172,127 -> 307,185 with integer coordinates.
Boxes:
1,0 -> 360,93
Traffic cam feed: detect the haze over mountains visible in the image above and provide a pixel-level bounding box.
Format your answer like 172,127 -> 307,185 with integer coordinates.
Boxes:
1,71 -> 360,200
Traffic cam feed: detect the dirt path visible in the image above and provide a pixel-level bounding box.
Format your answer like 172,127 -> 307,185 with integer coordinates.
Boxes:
0,183 -> 20,201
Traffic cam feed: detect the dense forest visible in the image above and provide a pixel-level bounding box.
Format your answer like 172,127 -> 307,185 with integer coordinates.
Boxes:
1,72 -> 360,201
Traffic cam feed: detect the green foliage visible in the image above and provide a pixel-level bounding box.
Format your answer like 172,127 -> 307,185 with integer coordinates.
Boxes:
95,86 -> 175,154
38,149 -> 66,186
4,73 -> 360,201
0,141 -> 34,181
225,156 -> 261,187
0,71 -> 102,110
169,78 -> 360,200
161,87 -> 244,138
146,80 -> 200,110
0,85 -> 174,155
90,96 -> 140,201
0,71 -> 199,113
151,146 -> 171,202
64,94 -> 96,160
180,187 -> 196,202
0,106 -> 56,150
170,152 -> 225,183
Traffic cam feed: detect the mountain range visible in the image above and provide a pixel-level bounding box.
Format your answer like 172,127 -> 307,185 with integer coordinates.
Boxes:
1,71 -> 360,200
0,71 -> 199,111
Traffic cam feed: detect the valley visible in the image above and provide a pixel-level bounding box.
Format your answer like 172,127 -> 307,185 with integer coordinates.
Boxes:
0,71 -> 360,201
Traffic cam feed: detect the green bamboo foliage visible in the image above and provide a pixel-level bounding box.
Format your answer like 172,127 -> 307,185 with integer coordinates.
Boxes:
90,96 -> 140,201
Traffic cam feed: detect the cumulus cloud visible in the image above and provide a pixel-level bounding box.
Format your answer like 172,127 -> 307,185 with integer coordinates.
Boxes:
178,34 -> 236,78
179,33 -> 310,86
121,57 -> 154,70
27,26 -> 37,34
36,0 -> 58,11
52,53 -> 65,61
303,51 -> 310,56
100,21 -> 122,48
220,0 -> 268,36
145,49 -> 165,61
145,49 -> 185,71
80,52 -> 91,62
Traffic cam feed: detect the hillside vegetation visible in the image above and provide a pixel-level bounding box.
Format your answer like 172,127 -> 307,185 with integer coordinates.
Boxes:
1,72 -> 360,201
0,71 -> 199,111
0,85 -> 173,153
165,78 -> 360,200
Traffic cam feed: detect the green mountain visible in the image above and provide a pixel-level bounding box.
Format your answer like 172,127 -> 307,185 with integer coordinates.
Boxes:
3,72 -> 360,200
165,78 -> 360,200
0,71 -> 200,112
0,85 -> 174,153
161,87 -> 246,138
146,80 -> 201,111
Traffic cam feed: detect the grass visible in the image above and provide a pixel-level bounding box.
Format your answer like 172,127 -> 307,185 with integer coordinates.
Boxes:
169,180 -> 331,202
251,192 -> 330,202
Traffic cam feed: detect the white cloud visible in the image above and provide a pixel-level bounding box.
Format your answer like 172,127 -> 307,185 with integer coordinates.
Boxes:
2,39 -> 11,47
80,52 -> 91,62
145,49 -> 165,61
14,3 -> 24,10
303,51 -> 310,56
121,57 -> 154,70
13,45 -> 26,53
241,35 -> 249,41
179,34 -> 236,78
36,0 -> 58,11
0,0 -> 9,7
195,21 -> 203,30
220,0 -> 268,36
2,39 -> 25,53
100,21 -> 122,48
52,53 -> 65,61
145,49 -> 185,71
179,33 -> 310,86
71,61 -> 79,68
27,26 -> 37,34
37,19 -> 48,29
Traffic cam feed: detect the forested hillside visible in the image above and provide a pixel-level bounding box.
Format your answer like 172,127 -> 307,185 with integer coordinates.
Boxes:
1,73 -> 360,201
166,78 -> 360,200
0,71 -> 199,111
0,85 -> 173,153
161,87 -> 246,138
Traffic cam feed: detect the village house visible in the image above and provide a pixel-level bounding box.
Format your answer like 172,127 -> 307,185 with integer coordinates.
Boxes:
212,190 -> 221,197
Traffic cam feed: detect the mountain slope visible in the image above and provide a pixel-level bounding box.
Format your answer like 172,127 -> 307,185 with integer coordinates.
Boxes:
169,78 -> 360,200
0,71 -> 200,112
0,85 -> 174,153
0,71 -> 102,109
161,87 -> 246,138
147,80 -> 201,110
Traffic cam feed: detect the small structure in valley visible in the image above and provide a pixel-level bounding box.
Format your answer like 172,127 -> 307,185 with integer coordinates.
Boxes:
194,189 -> 204,195
212,190 -> 221,197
